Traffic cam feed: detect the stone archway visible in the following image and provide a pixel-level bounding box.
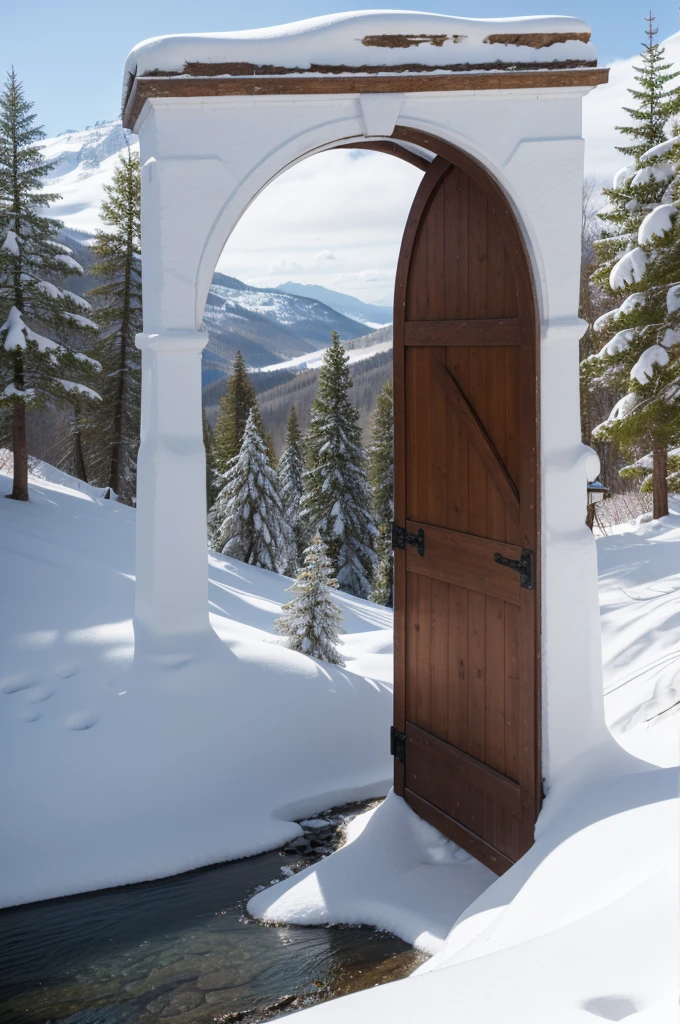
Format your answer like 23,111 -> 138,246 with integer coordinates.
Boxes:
122,10 -> 609,819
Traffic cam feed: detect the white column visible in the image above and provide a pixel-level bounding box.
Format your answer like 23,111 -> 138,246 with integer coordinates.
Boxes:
134,330 -> 210,644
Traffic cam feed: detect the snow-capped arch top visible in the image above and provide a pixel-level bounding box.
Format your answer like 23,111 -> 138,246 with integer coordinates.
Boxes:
123,10 -> 598,98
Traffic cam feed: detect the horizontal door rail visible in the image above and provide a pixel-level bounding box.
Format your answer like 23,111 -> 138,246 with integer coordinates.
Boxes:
404,520 -> 522,604
406,722 -> 523,817
404,318 -> 520,347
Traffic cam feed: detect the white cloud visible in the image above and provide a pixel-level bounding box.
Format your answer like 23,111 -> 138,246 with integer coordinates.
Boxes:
217,148 -> 423,302
268,258 -> 303,274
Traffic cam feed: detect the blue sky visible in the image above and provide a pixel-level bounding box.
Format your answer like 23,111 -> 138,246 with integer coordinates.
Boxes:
2,1 -> 679,135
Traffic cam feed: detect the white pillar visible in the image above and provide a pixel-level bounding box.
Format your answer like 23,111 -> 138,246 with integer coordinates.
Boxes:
134,330 -> 210,644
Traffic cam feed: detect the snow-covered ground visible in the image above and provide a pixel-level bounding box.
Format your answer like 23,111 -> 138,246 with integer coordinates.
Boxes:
0,461 -> 393,908
248,510 -> 679,1023
0,462 -> 677,1021
251,338 -> 393,374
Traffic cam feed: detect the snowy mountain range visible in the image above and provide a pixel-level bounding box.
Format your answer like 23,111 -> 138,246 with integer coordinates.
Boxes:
44,120 -> 387,381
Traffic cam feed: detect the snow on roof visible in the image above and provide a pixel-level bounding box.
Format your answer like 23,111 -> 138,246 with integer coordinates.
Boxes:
123,11 -> 598,92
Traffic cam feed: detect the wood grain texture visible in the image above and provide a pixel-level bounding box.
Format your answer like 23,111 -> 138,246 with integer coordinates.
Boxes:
404,318 -> 520,346
123,68 -> 609,129
392,132 -> 540,874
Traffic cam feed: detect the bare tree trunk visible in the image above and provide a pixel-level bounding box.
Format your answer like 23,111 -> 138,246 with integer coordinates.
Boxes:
72,427 -> 88,483
8,400 -> 29,501
586,503 -> 596,531
652,448 -> 668,519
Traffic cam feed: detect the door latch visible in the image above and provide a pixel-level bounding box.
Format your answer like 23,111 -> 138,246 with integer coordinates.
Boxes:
494,548 -> 534,590
391,523 -> 425,557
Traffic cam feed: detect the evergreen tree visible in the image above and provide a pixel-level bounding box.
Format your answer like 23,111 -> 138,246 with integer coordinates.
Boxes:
212,350 -> 270,472
209,408 -> 290,570
592,17 -> 680,296
301,332 -> 376,597
585,132 -> 680,518
203,408 -> 219,509
367,381 -> 394,606
0,70 -> 101,501
616,14 -> 679,162
275,533 -> 345,666
584,19 -> 680,519
85,149 -> 142,503
278,404 -> 305,574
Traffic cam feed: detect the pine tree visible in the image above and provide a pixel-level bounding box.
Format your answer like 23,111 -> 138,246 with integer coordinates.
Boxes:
367,381 -> 394,606
585,132 -> 680,518
203,408 -> 219,509
209,408 -> 290,570
212,351 -> 270,472
0,70 -> 101,501
616,14 -> 679,162
275,533 -> 345,666
85,149 -> 142,503
278,405 -> 305,575
301,332 -> 376,597
592,17 -> 680,296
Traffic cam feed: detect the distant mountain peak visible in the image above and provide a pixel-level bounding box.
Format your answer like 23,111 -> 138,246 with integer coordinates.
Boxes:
275,281 -> 392,326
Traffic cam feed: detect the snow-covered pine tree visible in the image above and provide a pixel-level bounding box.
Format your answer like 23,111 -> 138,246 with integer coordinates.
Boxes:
584,30 -> 680,520
367,381 -> 394,606
275,533 -> 344,666
592,15 -> 679,295
586,136 -> 680,517
212,350 -> 270,472
0,70 -> 101,501
600,132 -> 680,516
278,404 -> 305,575
301,331 -> 376,598
85,148 -> 142,503
209,408 -> 290,570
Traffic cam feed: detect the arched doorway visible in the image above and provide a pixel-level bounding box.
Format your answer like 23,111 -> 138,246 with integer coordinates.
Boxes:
390,136 -> 539,871
122,11 -> 609,868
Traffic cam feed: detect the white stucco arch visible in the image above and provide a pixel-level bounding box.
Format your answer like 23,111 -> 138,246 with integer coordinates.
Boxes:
123,12 -> 611,788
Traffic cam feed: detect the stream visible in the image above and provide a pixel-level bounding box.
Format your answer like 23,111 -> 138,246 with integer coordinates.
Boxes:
0,804 -> 425,1024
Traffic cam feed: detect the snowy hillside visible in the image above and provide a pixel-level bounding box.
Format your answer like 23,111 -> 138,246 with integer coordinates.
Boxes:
43,121 -> 137,236
0,461 -> 393,908
251,332 -> 392,374
0,460 -> 676,1022
203,275 -> 377,382
276,282 -> 392,327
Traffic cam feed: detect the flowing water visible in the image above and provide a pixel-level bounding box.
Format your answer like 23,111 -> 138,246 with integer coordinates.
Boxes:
0,807 -> 425,1024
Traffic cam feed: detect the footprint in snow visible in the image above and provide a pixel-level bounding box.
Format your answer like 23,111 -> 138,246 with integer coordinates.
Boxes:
54,660 -> 79,679
19,708 -> 42,723
65,711 -> 97,731
25,685 -> 53,704
0,672 -> 37,694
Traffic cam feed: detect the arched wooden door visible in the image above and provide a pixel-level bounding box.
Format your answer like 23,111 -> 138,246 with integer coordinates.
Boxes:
392,148 -> 540,874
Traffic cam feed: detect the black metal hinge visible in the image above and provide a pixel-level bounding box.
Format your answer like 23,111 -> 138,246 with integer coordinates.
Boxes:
494,548 -> 534,590
390,726 -> 406,764
391,522 -> 425,557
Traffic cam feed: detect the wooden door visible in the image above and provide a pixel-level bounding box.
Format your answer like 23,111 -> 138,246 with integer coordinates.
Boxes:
392,150 -> 540,874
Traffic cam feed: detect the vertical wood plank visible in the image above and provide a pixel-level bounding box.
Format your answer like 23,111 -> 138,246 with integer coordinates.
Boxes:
429,579 -> 450,742
467,349 -> 487,539
467,590 -> 486,762
504,599 -> 520,784
447,584 -> 468,752
414,573 -> 433,732
484,596 -> 506,775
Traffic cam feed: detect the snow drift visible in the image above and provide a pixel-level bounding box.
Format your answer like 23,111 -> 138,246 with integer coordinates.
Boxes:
0,462 -> 393,908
